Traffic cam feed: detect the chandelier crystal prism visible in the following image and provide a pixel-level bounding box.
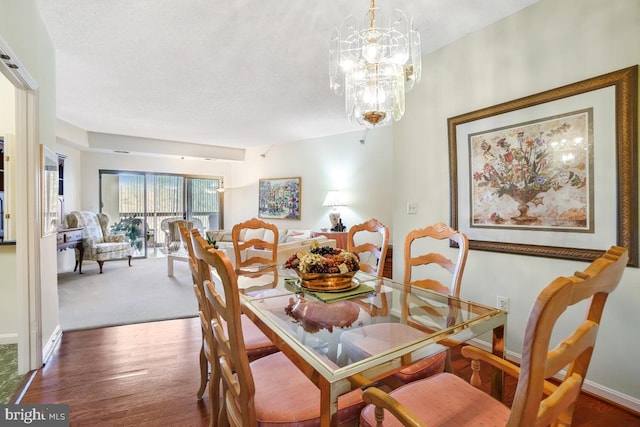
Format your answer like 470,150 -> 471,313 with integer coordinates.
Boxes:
330,0 -> 421,127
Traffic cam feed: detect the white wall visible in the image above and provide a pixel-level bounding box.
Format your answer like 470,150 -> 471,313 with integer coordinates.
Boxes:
226,126 -> 394,235
394,0 -> 640,409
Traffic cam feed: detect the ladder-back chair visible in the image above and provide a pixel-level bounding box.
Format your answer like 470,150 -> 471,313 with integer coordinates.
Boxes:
199,246 -> 364,426
191,232 -> 278,422
231,217 -> 278,271
360,246 -> 628,427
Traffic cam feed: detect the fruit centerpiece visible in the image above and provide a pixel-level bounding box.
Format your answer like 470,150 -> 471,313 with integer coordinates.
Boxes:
284,245 -> 360,291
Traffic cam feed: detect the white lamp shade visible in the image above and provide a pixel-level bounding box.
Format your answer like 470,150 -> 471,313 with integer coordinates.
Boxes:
322,190 -> 344,207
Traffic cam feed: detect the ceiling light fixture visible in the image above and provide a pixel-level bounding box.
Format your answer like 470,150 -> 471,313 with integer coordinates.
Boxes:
330,0 -> 421,127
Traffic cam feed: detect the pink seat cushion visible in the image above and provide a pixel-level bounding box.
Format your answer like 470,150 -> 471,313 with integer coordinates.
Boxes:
251,352 -> 364,426
219,315 -> 278,360
360,373 -> 510,427
392,350 -> 446,383
341,323 -> 446,382
240,315 -> 279,359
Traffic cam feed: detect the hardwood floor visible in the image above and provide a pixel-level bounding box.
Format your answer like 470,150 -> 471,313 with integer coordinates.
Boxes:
19,318 -> 209,426
18,317 -> 640,426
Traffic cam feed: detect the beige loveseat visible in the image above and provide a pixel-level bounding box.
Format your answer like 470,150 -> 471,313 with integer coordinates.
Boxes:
206,228 -> 336,265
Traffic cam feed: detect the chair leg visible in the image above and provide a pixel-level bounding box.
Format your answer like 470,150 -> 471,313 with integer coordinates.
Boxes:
197,342 -> 208,400
128,255 -> 132,267
444,348 -> 453,373
97,261 -> 104,274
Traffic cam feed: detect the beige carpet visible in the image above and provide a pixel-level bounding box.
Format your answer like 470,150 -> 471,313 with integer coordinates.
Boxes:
57,256 -> 198,331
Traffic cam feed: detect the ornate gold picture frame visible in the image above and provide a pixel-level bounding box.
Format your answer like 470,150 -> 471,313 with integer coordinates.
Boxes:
448,66 -> 638,266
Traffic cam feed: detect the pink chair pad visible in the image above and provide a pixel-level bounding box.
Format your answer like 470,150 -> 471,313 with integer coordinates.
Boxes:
341,323 -> 446,382
240,314 -> 279,358
360,373 -> 510,427
392,351 -> 446,383
251,352 -> 364,426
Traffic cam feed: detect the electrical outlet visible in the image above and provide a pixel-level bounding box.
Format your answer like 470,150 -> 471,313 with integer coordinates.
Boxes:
497,296 -> 510,313
407,202 -> 417,214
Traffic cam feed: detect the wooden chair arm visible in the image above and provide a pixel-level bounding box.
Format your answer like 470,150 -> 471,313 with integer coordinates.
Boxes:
362,387 -> 425,427
461,346 -> 558,396
461,345 -> 521,382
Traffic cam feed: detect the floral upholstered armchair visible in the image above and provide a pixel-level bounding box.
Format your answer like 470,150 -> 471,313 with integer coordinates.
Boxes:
65,211 -> 133,274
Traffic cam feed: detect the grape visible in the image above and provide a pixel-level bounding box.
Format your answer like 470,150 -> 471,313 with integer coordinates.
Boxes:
288,246 -> 360,273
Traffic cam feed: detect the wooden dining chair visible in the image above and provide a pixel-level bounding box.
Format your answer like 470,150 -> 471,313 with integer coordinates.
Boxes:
341,223 -> 469,385
347,218 -> 390,278
190,231 -> 278,409
404,222 -> 468,298
199,245 -> 365,426
231,217 -> 278,271
176,224 -> 210,400
359,246 -> 628,427
395,222 -> 469,380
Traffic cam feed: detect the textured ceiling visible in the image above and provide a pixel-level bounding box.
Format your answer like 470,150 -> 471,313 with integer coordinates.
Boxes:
35,0 -> 538,150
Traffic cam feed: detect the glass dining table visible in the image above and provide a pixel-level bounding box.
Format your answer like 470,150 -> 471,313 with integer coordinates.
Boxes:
234,266 -> 507,427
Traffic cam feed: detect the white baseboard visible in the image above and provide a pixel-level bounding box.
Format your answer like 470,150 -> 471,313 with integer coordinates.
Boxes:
467,338 -> 640,414
42,325 -> 62,364
581,379 -> 640,414
0,333 -> 18,345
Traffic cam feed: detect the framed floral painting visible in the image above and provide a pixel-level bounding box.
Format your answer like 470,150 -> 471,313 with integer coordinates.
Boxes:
469,109 -> 593,231
258,177 -> 301,220
448,66 -> 638,266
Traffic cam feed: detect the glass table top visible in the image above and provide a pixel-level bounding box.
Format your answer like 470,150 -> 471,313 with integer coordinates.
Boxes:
237,267 -> 506,382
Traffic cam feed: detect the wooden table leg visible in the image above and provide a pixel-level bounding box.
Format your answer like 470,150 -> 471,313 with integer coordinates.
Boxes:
167,255 -> 174,277
490,324 -> 506,400
319,377 -> 339,427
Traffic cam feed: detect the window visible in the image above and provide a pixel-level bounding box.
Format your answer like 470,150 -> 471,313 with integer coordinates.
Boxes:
99,170 -> 223,256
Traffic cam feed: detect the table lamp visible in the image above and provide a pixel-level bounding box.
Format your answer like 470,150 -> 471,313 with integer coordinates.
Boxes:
322,190 -> 346,231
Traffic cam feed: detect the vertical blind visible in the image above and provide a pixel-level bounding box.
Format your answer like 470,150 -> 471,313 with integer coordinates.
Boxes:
101,170 -> 223,251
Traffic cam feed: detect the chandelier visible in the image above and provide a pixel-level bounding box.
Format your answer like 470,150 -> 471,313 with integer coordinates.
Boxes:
329,0 -> 421,127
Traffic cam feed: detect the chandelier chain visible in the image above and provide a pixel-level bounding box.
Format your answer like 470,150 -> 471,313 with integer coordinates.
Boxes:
369,0 -> 376,29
